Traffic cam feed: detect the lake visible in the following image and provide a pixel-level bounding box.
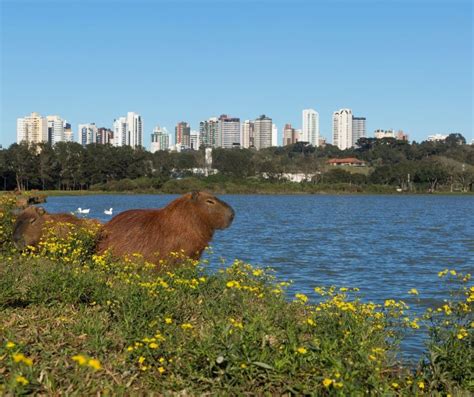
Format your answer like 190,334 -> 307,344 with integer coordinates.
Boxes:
42,194 -> 473,357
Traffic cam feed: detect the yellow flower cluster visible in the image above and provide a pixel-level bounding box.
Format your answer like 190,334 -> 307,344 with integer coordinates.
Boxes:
72,354 -> 102,370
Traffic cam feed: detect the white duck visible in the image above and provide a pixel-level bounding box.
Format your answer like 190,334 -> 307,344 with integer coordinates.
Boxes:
104,208 -> 113,215
77,207 -> 90,214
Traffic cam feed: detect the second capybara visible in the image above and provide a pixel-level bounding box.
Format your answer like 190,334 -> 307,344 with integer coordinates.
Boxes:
96,191 -> 235,265
12,206 -> 101,250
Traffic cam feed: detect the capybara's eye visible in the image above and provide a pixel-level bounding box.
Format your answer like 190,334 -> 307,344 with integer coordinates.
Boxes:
206,199 -> 216,205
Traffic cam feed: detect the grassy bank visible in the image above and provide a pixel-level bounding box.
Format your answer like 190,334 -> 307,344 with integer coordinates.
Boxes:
0,196 -> 472,395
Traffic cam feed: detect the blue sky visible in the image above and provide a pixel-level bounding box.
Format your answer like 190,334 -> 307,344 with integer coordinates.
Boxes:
1,0 -> 472,148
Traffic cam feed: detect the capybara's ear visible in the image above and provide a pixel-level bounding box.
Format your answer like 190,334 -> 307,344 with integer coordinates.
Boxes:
191,191 -> 199,201
37,207 -> 46,215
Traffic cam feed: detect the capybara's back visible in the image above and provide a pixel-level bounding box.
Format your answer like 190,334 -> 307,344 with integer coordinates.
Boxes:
13,206 -> 101,249
97,191 -> 234,265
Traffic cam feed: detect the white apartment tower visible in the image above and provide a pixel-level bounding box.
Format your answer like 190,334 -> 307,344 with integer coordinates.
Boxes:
16,112 -> 48,144
218,115 -> 240,148
78,123 -> 98,146
47,115 -> 65,145
302,109 -> 320,146
113,117 -> 127,147
126,112 -> 143,148
254,115 -> 272,150
332,109 -> 353,150
272,124 -> 278,147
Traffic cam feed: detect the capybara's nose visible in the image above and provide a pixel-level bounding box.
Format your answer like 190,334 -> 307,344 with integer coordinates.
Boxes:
229,208 -> 235,222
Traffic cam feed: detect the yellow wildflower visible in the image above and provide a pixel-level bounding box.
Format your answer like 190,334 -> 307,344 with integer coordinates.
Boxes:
15,375 -> 29,386
88,358 -> 102,370
6,341 -> 16,349
408,288 -> 419,295
72,355 -> 87,365
181,323 -> 193,330
158,366 -> 165,373
418,381 -> 425,390
457,328 -> 468,339
323,378 -> 333,388
138,356 -> 146,364
12,353 -> 33,366
149,342 -> 159,349
392,382 -> 399,388
296,347 -> 307,354
306,318 -> 315,326
165,317 -> 173,324
295,293 -> 308,303
240,363 -> 247,368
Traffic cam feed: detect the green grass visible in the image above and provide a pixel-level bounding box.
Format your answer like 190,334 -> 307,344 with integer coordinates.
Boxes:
0,195 -> 472,395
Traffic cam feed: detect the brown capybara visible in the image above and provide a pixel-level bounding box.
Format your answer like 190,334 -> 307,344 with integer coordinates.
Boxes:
97,191 -> 235,265
12,206 -> 101,250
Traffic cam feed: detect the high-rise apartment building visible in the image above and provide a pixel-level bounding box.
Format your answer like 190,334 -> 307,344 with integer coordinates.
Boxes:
113,117 -> 127,147
254,114 -> 272,150
16,112 -> 48,144
97,127 -> 114,145
333,109 -> 352,150
150,125 -> 170,152
64,123 -> 74,142
272,124 -> 278,147
126,112 -> 143,148
46,115 -> 65,145
175,121 -> 191,148
78,123 -> 98,146
218,114 -> 240,148
241,120 -> 255,148
352,117 -> 366,146
200,117 -> 219,147
283,123 -> 300,146
190,130 -> 200,150
302,109 -> 320,146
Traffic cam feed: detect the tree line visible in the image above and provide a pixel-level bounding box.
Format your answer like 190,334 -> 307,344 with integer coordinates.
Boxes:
0,133 -> 473,192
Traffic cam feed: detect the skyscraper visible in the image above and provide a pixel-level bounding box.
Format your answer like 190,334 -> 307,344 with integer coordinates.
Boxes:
200,117 -> 219,147
218,114 -> 240,148
78,123 -> 98,146
16,112 -> 48,144
352,117 -> 366,146
63,123 -> 74,142
302,109 -> 320,146
46,115 -> 65,145
254,114 -> 272,150
241,120 -> 255,148
113,117 -> 127,147
332,109 -> 353,150
126,112 -> 143,148
175,121 -> 191,148
190,130 -> 200,150
150,125 -> 170,152
283,123 -> 299,146
332,109 -> 366,149
97,127 -> 114,144
272,124 -> 278,147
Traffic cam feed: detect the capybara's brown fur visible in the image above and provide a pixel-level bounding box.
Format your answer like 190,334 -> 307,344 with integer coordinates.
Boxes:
97,191 -> 235,265
12,206 -> 101,249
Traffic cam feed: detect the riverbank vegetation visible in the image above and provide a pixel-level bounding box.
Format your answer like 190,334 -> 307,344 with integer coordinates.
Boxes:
1,195 -> 472,395
1,134 -> 473,194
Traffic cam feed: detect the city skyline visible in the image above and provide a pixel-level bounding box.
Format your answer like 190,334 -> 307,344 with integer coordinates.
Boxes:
1,0 -> 472,147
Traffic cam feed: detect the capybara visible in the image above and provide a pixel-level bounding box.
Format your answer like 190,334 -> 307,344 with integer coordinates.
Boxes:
12,206 -> 101,250
97,191 -> 235,265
